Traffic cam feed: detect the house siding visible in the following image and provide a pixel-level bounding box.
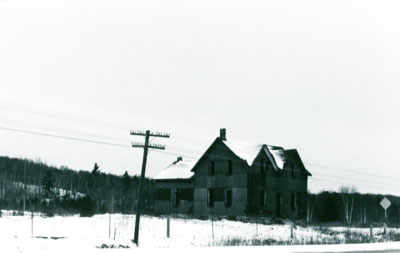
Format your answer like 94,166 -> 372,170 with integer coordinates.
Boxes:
154,133 -> 310,220
154,179 -> 194,214
247,149 -> 308,219
193,140 -> 248,216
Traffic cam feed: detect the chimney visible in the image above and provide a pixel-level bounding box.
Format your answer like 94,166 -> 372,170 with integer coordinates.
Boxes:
220,128 -> 227,141
173,156 -> 183,165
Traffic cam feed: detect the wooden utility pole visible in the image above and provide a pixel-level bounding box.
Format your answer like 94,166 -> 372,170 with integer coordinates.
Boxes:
131,130 -> 170,245
70,174 -> 73,197
23,162 -> 26,214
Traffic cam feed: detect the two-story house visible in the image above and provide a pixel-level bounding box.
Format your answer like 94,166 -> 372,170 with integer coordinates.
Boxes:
154,128 -> 311,218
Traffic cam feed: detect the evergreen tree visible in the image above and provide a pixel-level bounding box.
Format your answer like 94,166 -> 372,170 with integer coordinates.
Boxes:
42,170 -> 54,198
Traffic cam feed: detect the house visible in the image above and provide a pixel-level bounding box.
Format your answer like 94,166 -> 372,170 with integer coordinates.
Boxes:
154,129 -> 311,219
154,157 -> 195,214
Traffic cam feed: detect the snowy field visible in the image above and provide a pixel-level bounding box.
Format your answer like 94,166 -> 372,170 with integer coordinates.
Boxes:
1,210 -> 400,252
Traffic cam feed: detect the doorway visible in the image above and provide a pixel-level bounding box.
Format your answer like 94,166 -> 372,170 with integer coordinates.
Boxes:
276,193 -> 282,217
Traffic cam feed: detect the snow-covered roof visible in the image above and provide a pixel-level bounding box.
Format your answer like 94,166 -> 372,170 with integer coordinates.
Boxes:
154,158 -> 196,180
266,145 -> 286,170
222,139 -> 287,170
222,139 -> 263,166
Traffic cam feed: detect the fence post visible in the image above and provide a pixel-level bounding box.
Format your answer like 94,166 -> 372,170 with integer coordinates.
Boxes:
256,216 -> 258,237
31,210 -> 34,236
384,223 -> 387,236
167,217 -> 170,238
109,213 -> 111,238
370,225 -> 373,238
290,224 -> 294,239
211,216 -> 215,245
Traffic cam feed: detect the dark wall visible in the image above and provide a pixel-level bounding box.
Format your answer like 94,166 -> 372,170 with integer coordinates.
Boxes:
193,140 -> 248,216
154,179 -> 193,214
248,149 -> 308,218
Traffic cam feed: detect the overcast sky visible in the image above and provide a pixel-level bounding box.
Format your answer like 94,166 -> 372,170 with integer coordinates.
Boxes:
0,0 -> 399,195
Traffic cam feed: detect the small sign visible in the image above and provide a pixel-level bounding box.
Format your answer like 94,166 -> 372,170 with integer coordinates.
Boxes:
380,197 -> 391,210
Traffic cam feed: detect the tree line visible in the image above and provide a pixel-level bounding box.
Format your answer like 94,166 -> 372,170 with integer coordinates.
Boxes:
307,186 -> 400,226
1,155 -> 399,225
0,156 -> 154,217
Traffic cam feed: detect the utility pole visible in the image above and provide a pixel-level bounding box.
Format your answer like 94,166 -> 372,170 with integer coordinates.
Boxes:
70,174 -> 73,197
23,161 -> 26,214
130,130 -> 170,246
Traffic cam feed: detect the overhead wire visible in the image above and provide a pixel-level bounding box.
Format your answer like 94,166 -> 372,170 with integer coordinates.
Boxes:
0,119 -> 398,193
0,101 -> 210,145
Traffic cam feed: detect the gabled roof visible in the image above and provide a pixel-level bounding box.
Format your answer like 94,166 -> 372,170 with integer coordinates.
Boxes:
188,138 -> 289,172
154,158 -> 196,180
266,145 -> 286,170
222,139 -> 263,166
163,132 -> 310,177
223,139 -> 287,170
284,149 -> 312,176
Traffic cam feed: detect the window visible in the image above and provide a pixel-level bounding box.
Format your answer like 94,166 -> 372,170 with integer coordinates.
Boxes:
171,189 -> 194,207
178,189 -> 194,201
226,160 -> 233,175
260,159 -> 266,175
208,161 -> 215,175
261,174 -> 266,188
156,189 -> 171,200
291,192 -> 297,211
225,189 -> 232,207
174,190 -> 180,207
276,193 -> 282,217
207,188 -> 215,207
291,164 -> 295,179
260,190 -> 265,207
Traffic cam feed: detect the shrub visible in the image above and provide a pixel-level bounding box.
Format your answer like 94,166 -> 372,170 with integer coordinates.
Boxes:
78,196 -> 96,217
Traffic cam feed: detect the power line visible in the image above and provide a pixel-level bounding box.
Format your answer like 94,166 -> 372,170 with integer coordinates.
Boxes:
1,124 -> 398,193
310,170 -> 400,189
310,177 -> 399,194
0,126 -> 131,149
1,121 -> 397,183
0,101 -> 395,182
7,100 -> 389,181
305,162 -> 400,182
0,125 -> 193,159
0,101 -> 210,145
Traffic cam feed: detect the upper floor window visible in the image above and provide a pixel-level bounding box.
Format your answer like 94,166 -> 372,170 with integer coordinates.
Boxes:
261,174 -> 266,187
260,159 -> 266,175
226,160 -> 233,175
291,164 -> 295,179
208,161 -> 215,175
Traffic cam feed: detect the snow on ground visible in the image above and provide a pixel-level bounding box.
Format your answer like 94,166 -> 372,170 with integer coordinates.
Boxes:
1,211 -> 400,252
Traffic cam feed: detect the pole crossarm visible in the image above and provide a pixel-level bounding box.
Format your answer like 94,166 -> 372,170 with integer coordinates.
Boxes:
148,144 -> 166,150
130,130 -> 170,138
149,132 -> 170,138
132,142 -> 165,150
131,142 -> 145,148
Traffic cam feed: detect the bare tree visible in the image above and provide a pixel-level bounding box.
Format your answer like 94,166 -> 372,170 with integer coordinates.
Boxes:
106,175 -> 117,238
358,194 -> 368,224
306,191 -> 315,223
339,185 -> 357,224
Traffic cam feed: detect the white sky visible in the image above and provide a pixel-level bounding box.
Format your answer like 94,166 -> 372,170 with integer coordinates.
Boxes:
0,0 -> 399,195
